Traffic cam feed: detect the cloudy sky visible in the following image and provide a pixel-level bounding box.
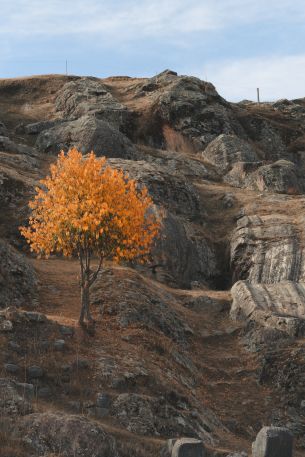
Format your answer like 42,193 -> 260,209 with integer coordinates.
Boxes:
1,0 -> 304,101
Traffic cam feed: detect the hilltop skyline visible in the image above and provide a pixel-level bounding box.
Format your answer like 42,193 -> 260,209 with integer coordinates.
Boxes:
1,0 -> 305,101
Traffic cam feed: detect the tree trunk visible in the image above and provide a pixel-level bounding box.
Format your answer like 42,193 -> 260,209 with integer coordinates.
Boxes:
79,283 -> 90,325
78,253 -> 103,326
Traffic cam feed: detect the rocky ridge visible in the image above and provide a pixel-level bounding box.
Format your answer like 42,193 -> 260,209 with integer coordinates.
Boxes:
1,71 -> 305,456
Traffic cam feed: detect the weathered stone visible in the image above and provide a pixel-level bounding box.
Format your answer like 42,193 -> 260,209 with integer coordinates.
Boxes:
252,426 -> 293,457
54,339 -> 66,351
0,378 -> 32,415
236,114 -> 288,161
18,412 -> 119,457
15,382 -> 34,399
8,341 -> 21,352
38,386 -> 52,398
73,358 -> 90,369
226,160 -> 305,194
226,453 -> 247,457
0,121 -> 7,135
0,135 -> 37,156
222,193 -> 236,208
36,114 -> 138,159
95,407 -> 110,418
24,119 -> 61,134
152,212 -> 219,288
107,158 -> 200,217
55,77 -> 132,130
4,363 -> 20,374
0,240 -> 37,309
231,214 -> 305,284
97,393 -> 111,408
171,438 -> 206,457
202,134 -> 258,174
110,392 -> 219,441
27,365 -> 44,379
0,319 -> 13,331
22,311 -> 47,322
91,267 -> 190,343
182,295 -> 228,313
59,325 -> 74,337
231,280 -> 305,337
150,73 -> 241,151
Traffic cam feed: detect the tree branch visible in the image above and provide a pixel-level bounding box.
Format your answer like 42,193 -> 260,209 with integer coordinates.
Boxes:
89,255 -> 103,287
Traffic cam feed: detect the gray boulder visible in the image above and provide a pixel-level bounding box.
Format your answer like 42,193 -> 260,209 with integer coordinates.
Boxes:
231,280 -> 305,337
252,426 -> 293,457
249,160 -> 305,194
171,438 -> 206,457
36,114 -> 138,159
95,158 -> 218,288
24,119 -> 61,134
4,363 -> 20,374
54,339 -> 66,351
55,77 -> 132,131
237,115 -> 288,161
152,74 -> 242,151
27,365 -> 44,379
137,146 -> 217,181
202,134 -> 258,174
107,158 -> 200,216
152,212 -> 218,288
224,161 -> 262,187
226,160 -> 305,194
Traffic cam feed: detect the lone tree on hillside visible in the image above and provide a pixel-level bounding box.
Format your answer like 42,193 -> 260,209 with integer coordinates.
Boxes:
20,148 -> 160,325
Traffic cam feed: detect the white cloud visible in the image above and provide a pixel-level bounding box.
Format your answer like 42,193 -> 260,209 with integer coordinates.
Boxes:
199,54 -> 305,101
1,0 -> 305,39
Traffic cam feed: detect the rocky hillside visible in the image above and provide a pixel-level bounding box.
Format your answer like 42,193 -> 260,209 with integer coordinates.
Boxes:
1,70 -> 305,456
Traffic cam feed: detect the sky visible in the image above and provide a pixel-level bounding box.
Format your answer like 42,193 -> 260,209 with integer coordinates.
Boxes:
1,0 -> 305,101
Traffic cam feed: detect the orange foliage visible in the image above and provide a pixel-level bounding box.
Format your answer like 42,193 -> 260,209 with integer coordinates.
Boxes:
20,148 -> 160,262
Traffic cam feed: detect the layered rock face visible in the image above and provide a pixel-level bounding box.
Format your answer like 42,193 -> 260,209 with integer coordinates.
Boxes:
231,281 -> 305,337
230,210 -> 305,341
230,214 -> 304,284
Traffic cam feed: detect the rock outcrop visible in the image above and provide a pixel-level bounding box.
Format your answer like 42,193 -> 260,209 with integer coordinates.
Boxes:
55,77 -> 133,132
230,214 -> 304,284
36,114 -> 138,159
91,267 -> 190,343
231,280 -> 305,337
202,134 -> 259,174
225,159 -> 305,194
252,426 -> 293,457
0,240 -> 37,308
0,378 -> 33,416
18,413 -> 119,457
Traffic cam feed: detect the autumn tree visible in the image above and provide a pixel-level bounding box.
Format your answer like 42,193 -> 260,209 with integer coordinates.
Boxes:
20,148 -> 160,325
